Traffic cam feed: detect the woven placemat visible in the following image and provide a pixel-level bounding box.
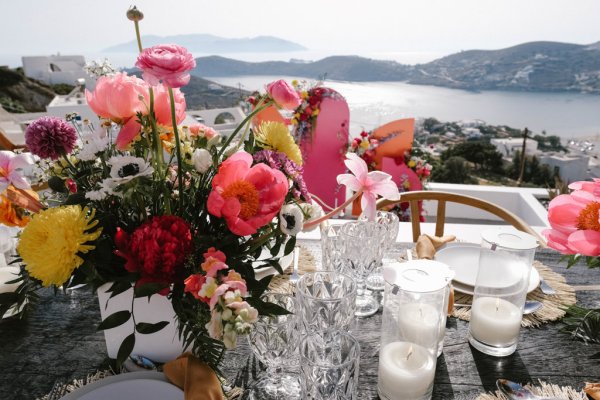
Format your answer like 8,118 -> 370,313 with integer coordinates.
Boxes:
476,380 -> 588,400
268,245 -> 317,294
452,260 -> 577,328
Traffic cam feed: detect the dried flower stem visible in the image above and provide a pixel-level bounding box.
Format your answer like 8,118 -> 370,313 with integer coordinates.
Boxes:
302,190 -> 363,229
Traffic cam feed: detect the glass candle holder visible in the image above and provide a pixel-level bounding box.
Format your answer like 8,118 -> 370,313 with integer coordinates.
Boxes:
360,211 -> 400,291
320,223 -> 345,272
468,228 -> 538,357
296,271 -> 357,335
377,261 -> 449,400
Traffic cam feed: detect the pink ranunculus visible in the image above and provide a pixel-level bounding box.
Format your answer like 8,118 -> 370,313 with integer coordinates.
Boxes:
543,188 -> 600,256
207,151 -> 288,236
153,84 -> 186,126
135,44 -> 196,88
85,72 -> 149,121
266,80 -> 302,110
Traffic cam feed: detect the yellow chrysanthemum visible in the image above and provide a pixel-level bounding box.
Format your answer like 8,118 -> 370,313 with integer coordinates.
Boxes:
254,121 -> 303,165
17,205 -> 102,287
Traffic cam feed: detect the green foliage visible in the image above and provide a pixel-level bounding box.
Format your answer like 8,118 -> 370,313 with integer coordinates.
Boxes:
507,151 -> 554,187
50,83 -> 76,95
0,67 -> 23,87
441,141 -> 504,173
560,305 -> 600,344
533,134 -> 567,152
432,156 -> 476,184
0,96 -> 26,113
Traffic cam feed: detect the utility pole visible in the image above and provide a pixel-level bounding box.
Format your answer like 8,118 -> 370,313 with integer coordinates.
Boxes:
517,127 -> 529,186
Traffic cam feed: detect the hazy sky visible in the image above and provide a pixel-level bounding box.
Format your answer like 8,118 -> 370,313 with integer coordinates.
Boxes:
2,0 -> 600,60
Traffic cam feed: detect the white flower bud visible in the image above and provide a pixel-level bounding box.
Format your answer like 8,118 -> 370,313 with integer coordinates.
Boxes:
192,148 -> 212,173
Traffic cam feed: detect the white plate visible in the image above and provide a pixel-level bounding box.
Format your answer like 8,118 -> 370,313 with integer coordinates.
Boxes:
434,243 -> 540,294
61,372 -> 182,400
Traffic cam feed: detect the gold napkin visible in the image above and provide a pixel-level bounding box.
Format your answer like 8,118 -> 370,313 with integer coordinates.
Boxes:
415,234 -> 457,315
585,382 -> 600,400
164,353 -> 224,400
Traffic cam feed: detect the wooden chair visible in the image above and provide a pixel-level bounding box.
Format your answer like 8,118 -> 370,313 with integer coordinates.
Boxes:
377,190 -> 547,247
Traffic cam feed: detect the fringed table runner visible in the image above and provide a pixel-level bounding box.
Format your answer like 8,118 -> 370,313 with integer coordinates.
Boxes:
268,244 -> 317,294
476,380 -> 588,400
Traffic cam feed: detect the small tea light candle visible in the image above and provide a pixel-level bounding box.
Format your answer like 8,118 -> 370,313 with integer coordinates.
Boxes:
378,341 -> 436,400
397,303 -> 441,348
469,297 -> 522,347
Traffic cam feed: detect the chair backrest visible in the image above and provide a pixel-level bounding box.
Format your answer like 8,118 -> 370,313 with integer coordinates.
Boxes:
377,190 -> 547,247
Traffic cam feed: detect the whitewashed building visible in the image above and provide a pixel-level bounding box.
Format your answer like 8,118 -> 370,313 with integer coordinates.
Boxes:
491,138 -> 539,158
22,55 -> 93,87
539,153 -> 590,183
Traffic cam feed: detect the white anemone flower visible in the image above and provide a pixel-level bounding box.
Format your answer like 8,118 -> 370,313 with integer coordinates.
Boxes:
300,202 -> 325,232
107,156 -> 154,185
78,128 -> 110,161
279,204 -> 304,236
192,148 -> 212,173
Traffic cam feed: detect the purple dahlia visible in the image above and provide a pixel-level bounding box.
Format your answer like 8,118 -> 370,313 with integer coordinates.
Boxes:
25,116 -> 77,160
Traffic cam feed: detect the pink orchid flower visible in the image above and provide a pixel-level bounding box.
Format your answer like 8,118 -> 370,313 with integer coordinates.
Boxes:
337,153 -> 400,221
0,151 -> 34,192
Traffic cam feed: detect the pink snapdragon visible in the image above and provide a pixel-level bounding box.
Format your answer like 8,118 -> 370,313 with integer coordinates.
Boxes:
183,248 -> 258,349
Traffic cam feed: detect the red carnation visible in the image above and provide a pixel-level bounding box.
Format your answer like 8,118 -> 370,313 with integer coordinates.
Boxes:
115,216 -> 193,295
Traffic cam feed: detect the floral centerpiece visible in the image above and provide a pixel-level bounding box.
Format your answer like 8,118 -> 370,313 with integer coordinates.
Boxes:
0,7 -> 318,370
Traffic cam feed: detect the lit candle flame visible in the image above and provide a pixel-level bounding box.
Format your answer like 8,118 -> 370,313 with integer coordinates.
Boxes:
406,345 -> 413,361
495,297 -> 500,312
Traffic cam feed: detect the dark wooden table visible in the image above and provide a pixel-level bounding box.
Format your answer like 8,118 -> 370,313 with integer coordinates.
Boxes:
1,242 -> 599,400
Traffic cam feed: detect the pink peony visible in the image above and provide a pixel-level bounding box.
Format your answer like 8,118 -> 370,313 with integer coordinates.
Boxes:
85,72 -> 149,150
266,80 -> 302,110
85,72 -> 148,121
25,116 -> 78,160
543,183 -> 600,256
135,44 -> 196,88
207,152 -> 288,236
153,84 -> 186,126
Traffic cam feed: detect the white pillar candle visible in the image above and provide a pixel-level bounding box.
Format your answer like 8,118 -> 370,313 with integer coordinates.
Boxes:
469,297 -> 522,347
397,303 -> 441,349
378,341 -> 436,400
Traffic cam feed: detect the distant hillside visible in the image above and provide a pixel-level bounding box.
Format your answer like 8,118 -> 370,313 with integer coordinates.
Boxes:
409,41 -> 600,93
104,34 -> 306,53
192,41 -> 600,94
0,67 -> 56,112
193,55 -> 412,81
